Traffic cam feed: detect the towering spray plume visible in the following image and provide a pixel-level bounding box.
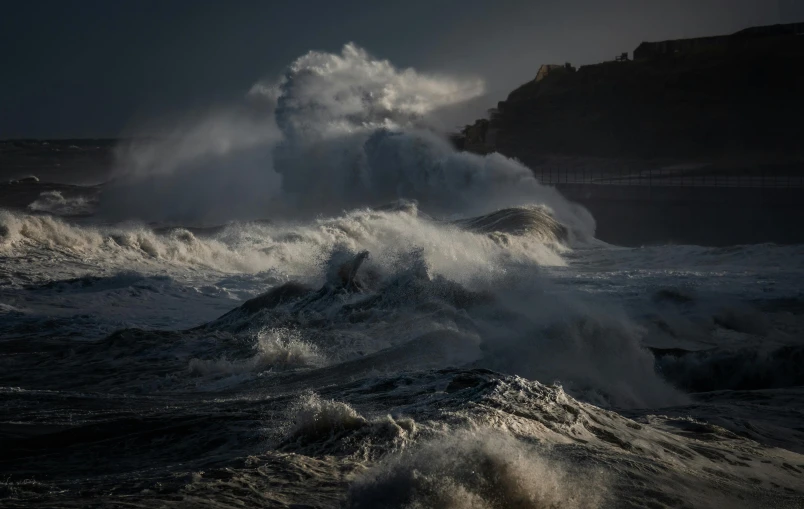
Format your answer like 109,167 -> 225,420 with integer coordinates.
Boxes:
101,43 -> 592,241
254,42 -> 485,141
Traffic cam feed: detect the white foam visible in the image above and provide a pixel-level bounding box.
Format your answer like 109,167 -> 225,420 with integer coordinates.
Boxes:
0,205 -> 568,287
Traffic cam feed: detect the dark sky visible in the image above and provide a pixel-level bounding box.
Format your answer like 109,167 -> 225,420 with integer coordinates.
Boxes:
1,0 -> 802,138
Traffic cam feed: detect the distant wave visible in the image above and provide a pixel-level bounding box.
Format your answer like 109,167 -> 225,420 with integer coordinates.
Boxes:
27,190 -> 96,216
656,345 -> 804,392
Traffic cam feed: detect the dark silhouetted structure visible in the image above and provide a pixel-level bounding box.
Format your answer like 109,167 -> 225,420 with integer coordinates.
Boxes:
634,22 -> 804,60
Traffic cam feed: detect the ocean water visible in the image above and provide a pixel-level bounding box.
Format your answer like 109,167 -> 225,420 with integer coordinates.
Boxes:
1,44 -> 803,508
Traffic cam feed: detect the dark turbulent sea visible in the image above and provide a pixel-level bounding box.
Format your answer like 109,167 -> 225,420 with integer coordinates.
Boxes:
2,44 -> 804,508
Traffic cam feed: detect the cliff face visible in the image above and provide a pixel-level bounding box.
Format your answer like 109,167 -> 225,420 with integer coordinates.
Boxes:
459,29 -> 804,166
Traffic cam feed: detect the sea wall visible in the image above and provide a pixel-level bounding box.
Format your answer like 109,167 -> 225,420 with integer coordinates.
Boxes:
556,184 -> 804,246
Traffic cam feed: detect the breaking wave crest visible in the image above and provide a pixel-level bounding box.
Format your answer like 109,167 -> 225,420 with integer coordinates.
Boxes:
0,203 -> 569,280
0,210 -> 280,273
347,430 -> 605,509
454,205 -> 569,243
189,328 -> 324,376
285,392 -> 369,442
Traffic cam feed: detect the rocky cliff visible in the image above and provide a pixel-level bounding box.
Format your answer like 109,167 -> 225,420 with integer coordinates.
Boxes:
456,25 -> 804,168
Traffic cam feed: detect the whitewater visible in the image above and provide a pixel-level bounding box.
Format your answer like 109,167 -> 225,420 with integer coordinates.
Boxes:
1,44 -> 803,508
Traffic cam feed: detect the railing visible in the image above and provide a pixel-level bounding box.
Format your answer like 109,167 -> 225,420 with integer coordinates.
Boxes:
534,165 -> 804,188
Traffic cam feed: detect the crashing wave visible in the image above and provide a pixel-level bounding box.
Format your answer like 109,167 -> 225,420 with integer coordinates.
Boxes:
203,248 -> 682,409
100,43 -> 594,244
454,205 -> 569,244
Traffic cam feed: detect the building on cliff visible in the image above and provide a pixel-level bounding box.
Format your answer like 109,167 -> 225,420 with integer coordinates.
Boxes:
634,21 -> 804,60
